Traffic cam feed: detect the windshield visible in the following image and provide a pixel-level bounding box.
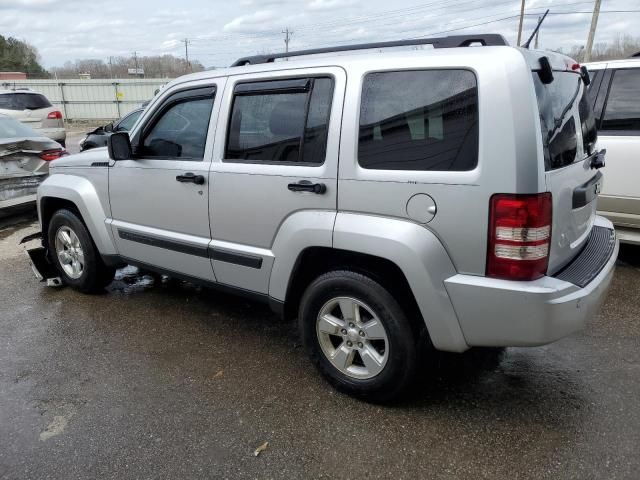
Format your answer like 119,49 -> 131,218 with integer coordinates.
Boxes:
533,72 -> 597,171
0,115 -> 39,138
117,109 -> 143,131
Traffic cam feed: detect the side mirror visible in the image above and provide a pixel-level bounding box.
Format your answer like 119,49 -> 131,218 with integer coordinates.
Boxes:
103,122 -> 114,133
108,132 -> 132,161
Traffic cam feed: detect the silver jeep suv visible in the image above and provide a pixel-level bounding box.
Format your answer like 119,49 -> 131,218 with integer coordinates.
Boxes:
29,35 -> 618,401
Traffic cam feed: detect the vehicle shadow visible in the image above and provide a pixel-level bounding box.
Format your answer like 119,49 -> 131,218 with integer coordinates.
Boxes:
617,243 -> 640,268
101,264 -> 590,426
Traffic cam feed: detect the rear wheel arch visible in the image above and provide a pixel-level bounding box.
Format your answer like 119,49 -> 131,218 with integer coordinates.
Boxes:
283,247 -> 425,337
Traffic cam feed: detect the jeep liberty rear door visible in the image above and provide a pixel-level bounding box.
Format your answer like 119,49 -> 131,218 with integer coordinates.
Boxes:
207,68 -> 345,294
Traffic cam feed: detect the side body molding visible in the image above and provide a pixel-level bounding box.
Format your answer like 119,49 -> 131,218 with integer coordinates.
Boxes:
268,210 -> 336,301
332,212 -> 468,352
37,174 -> 117,255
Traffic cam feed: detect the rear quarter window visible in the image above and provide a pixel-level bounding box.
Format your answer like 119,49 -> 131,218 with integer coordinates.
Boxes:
358,69 -> 478,171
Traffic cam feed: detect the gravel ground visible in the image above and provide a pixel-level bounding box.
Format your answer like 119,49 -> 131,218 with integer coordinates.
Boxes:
1,216 -> 639,479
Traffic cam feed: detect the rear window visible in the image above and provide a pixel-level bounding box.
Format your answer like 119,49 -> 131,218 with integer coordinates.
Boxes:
533,72 -> 596,171
0,93 -> 52,111
358,70 -> 478,171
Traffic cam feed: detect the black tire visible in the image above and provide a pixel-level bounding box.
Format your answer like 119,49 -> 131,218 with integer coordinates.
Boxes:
47,209 -> 115,293
299,270 -> 419,403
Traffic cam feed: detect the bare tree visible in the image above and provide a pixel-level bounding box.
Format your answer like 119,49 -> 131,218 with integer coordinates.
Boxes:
50,54 -> 205,79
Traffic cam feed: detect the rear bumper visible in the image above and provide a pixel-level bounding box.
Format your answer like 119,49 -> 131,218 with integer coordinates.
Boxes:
445,217 -> 619,347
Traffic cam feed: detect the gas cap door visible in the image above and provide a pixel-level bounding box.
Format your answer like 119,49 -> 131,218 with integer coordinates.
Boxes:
406,193 -> 437,223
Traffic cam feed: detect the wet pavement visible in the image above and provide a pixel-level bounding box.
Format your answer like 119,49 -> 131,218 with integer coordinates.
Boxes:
1,216 -> 639,479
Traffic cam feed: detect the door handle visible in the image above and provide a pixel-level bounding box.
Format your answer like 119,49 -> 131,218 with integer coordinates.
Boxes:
176,172 -> 205,185
287,180 -> 326,194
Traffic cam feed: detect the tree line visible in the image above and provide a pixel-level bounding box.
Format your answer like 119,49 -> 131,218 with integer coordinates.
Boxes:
49,55 -> 206,79
0,35 -> 49,78
2,33 -> 640,81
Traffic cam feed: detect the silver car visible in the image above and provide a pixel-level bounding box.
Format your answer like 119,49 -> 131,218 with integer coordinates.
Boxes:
0,114 -> 65,214
29,35 -> 618,401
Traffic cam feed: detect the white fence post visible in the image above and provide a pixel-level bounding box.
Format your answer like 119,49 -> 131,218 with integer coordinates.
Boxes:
58,82 -> 68,119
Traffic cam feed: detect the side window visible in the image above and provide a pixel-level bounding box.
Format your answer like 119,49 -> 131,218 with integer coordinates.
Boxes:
140,93 -> 214,160
225,77 -> 334,164
116,109 -> 142,131
601,69 -> 640,132
358,70 -> 478,171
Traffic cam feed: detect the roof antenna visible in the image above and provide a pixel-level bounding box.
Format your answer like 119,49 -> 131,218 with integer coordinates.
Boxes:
522,9 -> 549,48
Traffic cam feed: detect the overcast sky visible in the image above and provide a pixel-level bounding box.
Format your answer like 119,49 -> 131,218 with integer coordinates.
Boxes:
0,0 -> 637,69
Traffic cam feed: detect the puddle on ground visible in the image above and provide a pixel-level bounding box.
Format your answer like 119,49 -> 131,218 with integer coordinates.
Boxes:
108,265 -> 203,295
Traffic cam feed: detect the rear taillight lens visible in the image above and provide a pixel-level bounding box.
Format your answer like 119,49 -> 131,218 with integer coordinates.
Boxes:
39,149 -> 68,161
487,193 -> 552,281
47,111 -> 62,119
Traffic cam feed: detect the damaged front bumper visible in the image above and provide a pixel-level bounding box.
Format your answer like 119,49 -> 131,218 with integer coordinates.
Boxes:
20,231 -> 62,287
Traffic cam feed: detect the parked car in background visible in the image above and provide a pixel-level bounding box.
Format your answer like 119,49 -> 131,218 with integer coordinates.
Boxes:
79,107 -> 143,152
585,58 -> 640,244
0,89 -> 66,147
0,114 -> 66,214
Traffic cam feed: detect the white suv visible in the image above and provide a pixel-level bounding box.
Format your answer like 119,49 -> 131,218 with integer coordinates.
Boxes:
584,58 -> 640,244
0,89 -> 66,146
27,35 -> 618,401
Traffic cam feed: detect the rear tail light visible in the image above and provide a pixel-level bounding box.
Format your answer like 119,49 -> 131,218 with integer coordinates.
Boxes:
487,193 -> 552,281
39,149 -> 68,161
47,111 -> 62,119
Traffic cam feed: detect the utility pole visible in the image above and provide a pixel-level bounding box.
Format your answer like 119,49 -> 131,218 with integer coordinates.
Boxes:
132,51 -> 140,78
534,16 -> 540,49
584,0 -> 602,62
282,27 -> 293,55
183,38 -> 191,73
108,56 -> 113,79
517,0 -> 526,46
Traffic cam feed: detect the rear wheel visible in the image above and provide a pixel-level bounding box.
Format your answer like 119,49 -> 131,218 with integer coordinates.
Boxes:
299,270 -> 418,402
48,209 -> 115,293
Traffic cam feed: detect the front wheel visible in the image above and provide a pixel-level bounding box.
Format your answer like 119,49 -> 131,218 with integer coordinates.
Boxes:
299,270 -> 419,402
48,209 -> 115,293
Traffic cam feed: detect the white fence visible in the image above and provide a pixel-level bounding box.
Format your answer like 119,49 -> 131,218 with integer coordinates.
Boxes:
0,78 -> 170,121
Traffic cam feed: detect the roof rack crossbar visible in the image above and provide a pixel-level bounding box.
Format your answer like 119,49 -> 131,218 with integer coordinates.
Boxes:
231,34 -> 508,66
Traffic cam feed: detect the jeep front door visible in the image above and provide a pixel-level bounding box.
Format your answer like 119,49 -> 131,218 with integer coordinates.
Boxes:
108,80 -> 225,281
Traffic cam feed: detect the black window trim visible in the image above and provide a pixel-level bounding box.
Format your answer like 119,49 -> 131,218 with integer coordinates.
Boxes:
598,67 -> 640,136
223,74 -> 335,166
132,85 -> 216,161
356,67 -> 480,172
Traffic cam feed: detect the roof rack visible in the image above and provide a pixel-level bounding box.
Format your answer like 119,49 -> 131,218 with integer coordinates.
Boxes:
231,34 -> 508,66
